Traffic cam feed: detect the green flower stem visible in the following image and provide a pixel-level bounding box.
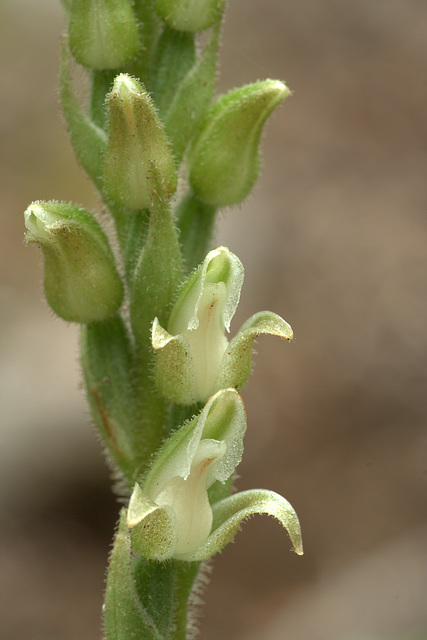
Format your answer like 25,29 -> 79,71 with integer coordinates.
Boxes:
169,561 -> 202,640
80,316 -> 169,484
130,367 -> 171,479
105,511 -> 202,640
134,558 -> 201,640
80,316 -> 139,483
107,203 -> 151,285
130,203 -> 183,355
130,0 -> 162,89
162,21 -> 221,164
90,69 -> 116,130
175,191 -> 217,274
152,26 -> 196,121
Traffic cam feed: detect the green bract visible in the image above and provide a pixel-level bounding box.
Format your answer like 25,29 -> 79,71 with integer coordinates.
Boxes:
188,79 -> 290,207
60,40 -> 107,194
24,201 -> 123,323
155,0 -> 225,32
152,246 -> 293,404
68,0 -> 140,69
127,389 -> 302,561
103,74 -> 177,210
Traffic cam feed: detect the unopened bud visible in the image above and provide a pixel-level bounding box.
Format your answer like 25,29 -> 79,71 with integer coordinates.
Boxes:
155,0 -> 225,32
24,201 -> 123,323
68,0 -> 140,69
189,80 -> 290,207
103,74 -> 177,210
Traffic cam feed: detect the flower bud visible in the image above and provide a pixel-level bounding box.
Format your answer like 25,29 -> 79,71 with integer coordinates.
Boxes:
68,0 -> 140,69
103,74 -> 177,210
24,201 -> 124,323
155,0 -> 225,32
188,79 -> 290,207
152,246 -> 293,404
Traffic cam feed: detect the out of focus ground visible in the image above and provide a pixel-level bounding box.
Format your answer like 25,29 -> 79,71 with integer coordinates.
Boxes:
1,1 -> 426,639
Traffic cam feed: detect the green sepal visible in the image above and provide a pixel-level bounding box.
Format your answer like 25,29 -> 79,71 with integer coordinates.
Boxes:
153,310 -> 293,405
155,0 -> 225,32
68,0 -> 140,70
60,39 -> 107,192
152,26 -> 196,121
163,21 -> 220,164
180,488 -> 303,561
24,200 -> 123,323
217,310 -> 293,392
188,79 -> 290,207
128,484 -> 177,561
152,320 -> 196,405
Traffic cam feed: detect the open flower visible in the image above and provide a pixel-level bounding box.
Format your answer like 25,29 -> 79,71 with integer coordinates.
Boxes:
152,246 -> 293,405
127,389 -> 302,561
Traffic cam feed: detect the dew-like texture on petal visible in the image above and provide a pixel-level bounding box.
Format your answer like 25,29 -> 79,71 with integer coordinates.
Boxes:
178,488 -> 303,561
127,390 -> 247,560
154,247 -> 244,403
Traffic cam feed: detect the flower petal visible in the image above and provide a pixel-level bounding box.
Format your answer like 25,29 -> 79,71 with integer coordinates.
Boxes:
216,311 -> 293,392
177,488 -> 303,561
168,246 -> 243,334
152,317 -> 197,404
128,483 -> 177,561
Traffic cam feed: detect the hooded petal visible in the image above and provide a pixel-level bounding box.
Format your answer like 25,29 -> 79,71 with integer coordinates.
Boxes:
168,246 -> 243,334
153,247 -> 244,404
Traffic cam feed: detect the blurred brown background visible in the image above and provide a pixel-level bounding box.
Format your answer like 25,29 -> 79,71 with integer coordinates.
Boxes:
1,1 -> 426,639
